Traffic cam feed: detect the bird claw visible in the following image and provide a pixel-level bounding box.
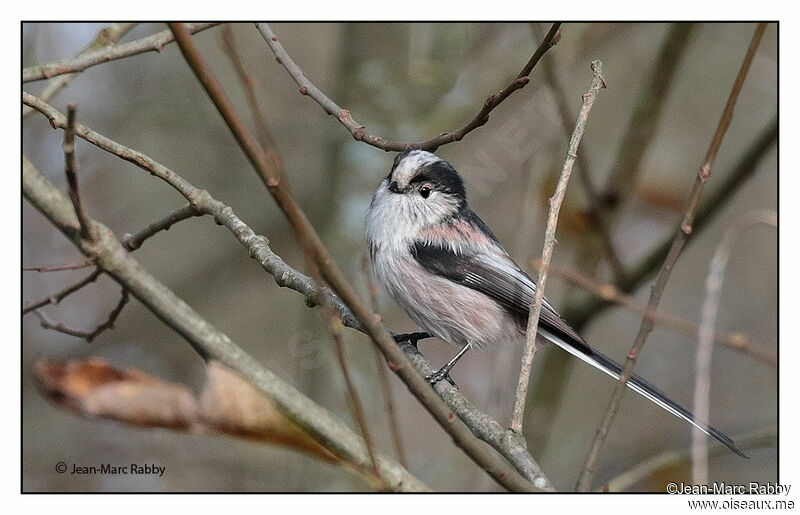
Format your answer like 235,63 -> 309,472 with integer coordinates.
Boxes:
426,368 -> 458,388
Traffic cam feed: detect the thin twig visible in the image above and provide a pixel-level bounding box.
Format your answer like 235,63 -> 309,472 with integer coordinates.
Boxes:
22,23 -> 218,83
563,117 -> 777,330
63,103 -> 97,244
255,22 -> 562,152
23,259 -> 93,272
326,305 -> 386,489
122,203 -> 203,251
219,24 -> 276,151
510,60 -> 606,434
169,22 -> 546,492
534,25 -> 626,282
362,254 -> 408,468
539,260 -> 776,368
32,288 -> 129,342
22,157 -> 427,492
576,23 -> 767,492
22,23 -> 137,119
23,92 -> 553,491
23,268 -> 102,314
692,209 -> 776,485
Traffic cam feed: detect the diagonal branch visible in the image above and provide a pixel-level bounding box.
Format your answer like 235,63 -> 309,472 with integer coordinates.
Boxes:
23,268 -> 102,314
511,60 -> 606,434
23,91 -> 553,491
22,23 -> 137,119
23,23 -> 219,83
255,22 -> 561,152
122,203 -> 203,251
169,22 -> 547,492
575,22 -> 768,492
32,288 -> 129,342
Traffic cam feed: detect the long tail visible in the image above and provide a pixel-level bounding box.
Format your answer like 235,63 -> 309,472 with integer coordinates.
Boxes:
540,329 -> 747,458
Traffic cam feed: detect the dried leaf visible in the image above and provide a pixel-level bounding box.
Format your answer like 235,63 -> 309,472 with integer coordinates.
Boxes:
34,358 -> 337,463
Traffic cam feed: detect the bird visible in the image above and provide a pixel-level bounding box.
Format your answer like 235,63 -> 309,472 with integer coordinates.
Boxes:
365,148 -> 746,457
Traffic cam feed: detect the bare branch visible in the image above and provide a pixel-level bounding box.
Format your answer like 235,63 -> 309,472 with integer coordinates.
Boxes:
23,90 -> 553,491
22,23 -> 219,83
255,22 -> 561,152
22,156 -> 428,492
32,288 -> 129,342
122,203 -> 203,251
22,23 -> 137,119
23,268 -> 102,314
576,23 -> 767,492
692,210 -> 776,484
535,26 -> 625,281
169,22 -> 547,492
219,24 -> 276,151
510,60 -> 606,434
23,259 -> 93,272
63,103 -> 97,244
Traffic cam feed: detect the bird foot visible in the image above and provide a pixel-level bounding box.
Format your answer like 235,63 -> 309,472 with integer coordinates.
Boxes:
425,367 -> 458,388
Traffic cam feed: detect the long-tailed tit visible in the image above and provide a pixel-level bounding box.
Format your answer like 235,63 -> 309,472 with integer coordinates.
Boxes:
365,149 -> 745,457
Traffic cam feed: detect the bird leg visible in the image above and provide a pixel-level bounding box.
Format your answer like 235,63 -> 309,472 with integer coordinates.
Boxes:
426,342 -> 473,387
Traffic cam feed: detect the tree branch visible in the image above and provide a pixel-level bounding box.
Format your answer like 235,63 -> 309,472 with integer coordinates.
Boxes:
255,22 -> 561,152
22,23 -> 137,119
23,23 -> 219,83
575,23 -> 767,492
122,203 -> 203,251
63,103 -> 97,244
23,269 -> 102,314
511,60 -> 606,434
32,288 -> 129,342
23,259 -> 93,272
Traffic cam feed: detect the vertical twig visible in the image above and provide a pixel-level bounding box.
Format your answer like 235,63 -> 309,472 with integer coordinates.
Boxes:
692,209 -> 776,484
218,24 -> 276,151
362,255 -> 409,468
63,103 -> 97,243
576,23 -> 767,492
324,303 -> 386,488
510,60 -> 607,434
534,24 -> 626,282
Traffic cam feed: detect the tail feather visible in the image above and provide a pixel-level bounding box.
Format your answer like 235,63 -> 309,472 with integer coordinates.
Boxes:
540,329 -> 747,458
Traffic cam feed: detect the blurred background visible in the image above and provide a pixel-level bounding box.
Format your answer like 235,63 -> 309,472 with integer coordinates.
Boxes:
22,22 -> 777,492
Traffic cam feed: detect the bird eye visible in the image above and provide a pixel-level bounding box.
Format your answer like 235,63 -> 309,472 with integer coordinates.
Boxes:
419,185 -> 432,199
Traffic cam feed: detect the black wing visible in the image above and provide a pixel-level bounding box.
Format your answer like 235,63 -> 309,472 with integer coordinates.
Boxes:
410,240 -> 586,347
